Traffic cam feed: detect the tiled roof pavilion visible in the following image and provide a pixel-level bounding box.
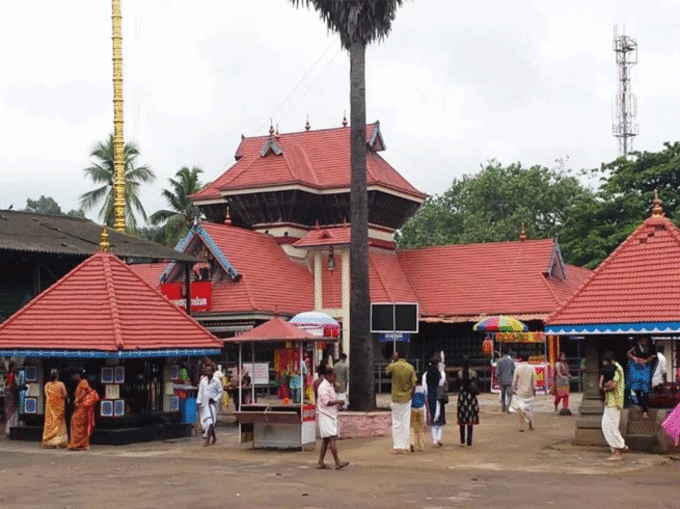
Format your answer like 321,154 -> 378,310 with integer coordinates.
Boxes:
0,249 -> 222,357
547,194 -> 680,335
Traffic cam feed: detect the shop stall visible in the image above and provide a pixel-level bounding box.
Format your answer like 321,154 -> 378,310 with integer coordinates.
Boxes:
487,332 -> 553,395
227,316 -> 336,450
473,316 -> 552,395
0,241 -> 222,444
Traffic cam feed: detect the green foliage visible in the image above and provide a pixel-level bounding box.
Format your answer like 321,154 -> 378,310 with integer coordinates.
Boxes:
559,142 -> 680,268
149,167 -> 204,247
79,134 -> 155,232
24,196 -> 85,218
396,160 -> 590,248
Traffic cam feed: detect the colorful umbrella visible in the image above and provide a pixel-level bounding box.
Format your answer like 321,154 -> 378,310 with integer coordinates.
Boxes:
473,315 -> 528,333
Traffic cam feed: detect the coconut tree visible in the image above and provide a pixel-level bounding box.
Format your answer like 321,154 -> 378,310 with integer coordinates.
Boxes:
79,134 -> 155,231
149,166 -> 204,247
289,0 -> 404,411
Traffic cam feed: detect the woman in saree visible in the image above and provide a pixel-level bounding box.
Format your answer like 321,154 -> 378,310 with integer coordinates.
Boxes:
42,369 -> 68,448
68,371 -> 99,451
3,363 -> 18,436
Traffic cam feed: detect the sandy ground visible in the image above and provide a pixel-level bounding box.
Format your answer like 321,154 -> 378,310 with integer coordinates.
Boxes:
0,393 -> 676,509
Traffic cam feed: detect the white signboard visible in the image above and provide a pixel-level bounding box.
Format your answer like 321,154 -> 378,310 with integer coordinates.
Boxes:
242,362 -> 270,386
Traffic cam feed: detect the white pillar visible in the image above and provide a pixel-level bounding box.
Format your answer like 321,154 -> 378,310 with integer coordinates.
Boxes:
341,248 -> 351,357
314,250 -> 323,310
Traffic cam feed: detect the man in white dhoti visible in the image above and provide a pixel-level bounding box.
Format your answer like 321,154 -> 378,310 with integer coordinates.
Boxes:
600,350 -> 628,461
385,352 -> 417,453
316,368 -> 348,470
196,364 -> 224,447
510,355 -> 536,431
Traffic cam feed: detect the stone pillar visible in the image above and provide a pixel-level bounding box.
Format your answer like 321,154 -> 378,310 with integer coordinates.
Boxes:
574,337 -> 607,446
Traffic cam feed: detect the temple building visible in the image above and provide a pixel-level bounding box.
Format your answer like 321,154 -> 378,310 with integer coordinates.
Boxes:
134,121 -> 590,371
546,192 -> 680,451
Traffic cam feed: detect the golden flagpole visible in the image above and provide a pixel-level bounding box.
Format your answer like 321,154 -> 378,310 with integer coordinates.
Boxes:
112,0 -> 125,232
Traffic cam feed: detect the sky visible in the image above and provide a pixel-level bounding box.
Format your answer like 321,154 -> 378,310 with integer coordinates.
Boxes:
2,1 -> 680,222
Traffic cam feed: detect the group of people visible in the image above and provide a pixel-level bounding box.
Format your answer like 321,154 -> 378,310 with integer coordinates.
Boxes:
4,366 -> 100,451
385,351 -> 481,453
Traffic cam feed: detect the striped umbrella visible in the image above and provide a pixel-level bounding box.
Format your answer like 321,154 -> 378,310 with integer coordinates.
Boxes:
473,315 -> 528,333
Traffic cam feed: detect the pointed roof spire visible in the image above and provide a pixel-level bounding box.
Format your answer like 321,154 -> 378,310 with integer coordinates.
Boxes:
224,205 -> 232,225
652,189 -> 664,217
275,123 -> 280,138
520,223 -> 527,242
342,111 -> 348,127
100,227 -> 110,252
269,120 -> 274,137
305,115 -> 310,131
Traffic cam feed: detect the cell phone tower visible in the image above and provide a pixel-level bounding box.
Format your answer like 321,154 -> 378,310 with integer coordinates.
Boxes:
612,26 -> 638,157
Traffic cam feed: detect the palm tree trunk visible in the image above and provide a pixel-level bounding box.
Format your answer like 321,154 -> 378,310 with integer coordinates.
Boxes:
348,39 -> 375,411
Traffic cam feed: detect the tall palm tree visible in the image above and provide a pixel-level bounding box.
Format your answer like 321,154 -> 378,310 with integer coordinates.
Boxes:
290,0 -> 404,411
150,166 -> 204,247
80,134 -> 156,231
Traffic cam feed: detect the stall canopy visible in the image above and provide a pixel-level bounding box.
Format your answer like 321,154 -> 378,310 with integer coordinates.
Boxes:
0,250 -> 222,358
546,195 -> 680,335
227,316 -> 321,344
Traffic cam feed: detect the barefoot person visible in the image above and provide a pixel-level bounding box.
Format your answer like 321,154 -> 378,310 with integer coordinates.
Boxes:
385,351 -> 417,454
68,371 -> 99,451
42,369 -> 68,448
511,355 -> 536,431
316,368 -> 348,470
600,351 -> 627,461
197,363 -> 223,446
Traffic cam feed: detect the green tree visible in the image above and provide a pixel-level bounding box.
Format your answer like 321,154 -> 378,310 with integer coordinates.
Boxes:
397,160 -> 591,248
290,0 -> 404,411
79,134 -> 155,231
24,196 -> 85,218
149,167 -> 204,247
559,142 -> 680,268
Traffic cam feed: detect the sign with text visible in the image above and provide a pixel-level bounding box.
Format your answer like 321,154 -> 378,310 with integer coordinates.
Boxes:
160,281 -> 212,313
241,362 -> 270,386
378,332 -> 410,343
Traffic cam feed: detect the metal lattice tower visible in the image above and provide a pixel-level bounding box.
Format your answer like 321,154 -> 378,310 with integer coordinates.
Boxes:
612,26 -> 638,157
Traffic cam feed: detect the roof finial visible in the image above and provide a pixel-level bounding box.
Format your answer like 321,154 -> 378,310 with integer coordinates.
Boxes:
315,219 -> 320,230
652,189 -> 664,217
224,205 -> 232,225
342,111 -> 348,127
269,119 -> 274,137
305,115 -> 310,131
99,227 -> 110,252
275,123 -> 280,137
519,223 -> 527,242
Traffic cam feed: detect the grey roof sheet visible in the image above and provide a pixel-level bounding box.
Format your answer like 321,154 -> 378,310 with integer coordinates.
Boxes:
0,210 -> 197,263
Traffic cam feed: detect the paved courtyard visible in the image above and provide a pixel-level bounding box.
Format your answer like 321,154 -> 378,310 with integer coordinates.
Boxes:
0,394 -> 676,508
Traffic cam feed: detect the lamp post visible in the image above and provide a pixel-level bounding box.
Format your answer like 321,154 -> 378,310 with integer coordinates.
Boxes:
112,0 -> 125,232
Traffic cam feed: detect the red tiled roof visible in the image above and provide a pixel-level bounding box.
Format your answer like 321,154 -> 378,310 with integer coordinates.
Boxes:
293,225 -> 351,248
191,123 -> 426,201
128,262 -> 164,288
194,222 -> 314,315
321,248 -> 420,309
0,252 -> 222,351
397,239 -> 590,318
226,316 -> 318,343
547,214 -> 680,325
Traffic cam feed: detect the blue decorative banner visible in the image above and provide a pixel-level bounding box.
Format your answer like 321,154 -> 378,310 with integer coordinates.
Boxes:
546,322 -> 680,335
0,348 -> 221,359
